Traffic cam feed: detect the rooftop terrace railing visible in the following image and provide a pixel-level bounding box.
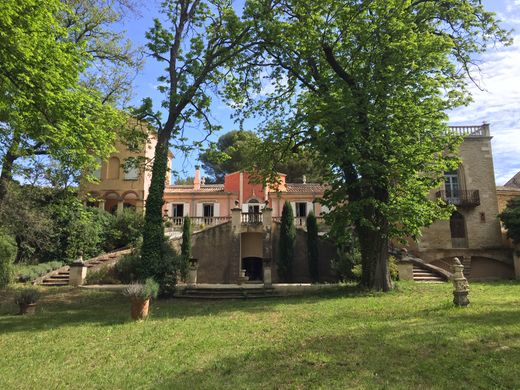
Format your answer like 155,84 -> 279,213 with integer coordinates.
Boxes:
449,124 -> 490,137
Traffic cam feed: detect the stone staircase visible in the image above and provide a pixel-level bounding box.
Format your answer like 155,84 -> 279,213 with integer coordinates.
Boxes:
178,286 -> 277,299
413,265 -> 447,283
38,250 -> 130,286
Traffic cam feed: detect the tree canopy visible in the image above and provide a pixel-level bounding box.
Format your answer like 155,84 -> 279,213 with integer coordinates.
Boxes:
242,0 -> 510,290
0,0 -> 140,202
199,129 -> 323,183
499,198 -> 520,246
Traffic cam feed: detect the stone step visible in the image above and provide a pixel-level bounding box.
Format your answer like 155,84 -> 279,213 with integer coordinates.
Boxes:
181,288 -> 277,299
47,275 -> 69,280
42,281 -> 69,286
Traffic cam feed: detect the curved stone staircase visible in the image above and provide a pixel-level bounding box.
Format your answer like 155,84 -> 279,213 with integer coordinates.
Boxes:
412,265 -> 447,283
36,249 -> 131,286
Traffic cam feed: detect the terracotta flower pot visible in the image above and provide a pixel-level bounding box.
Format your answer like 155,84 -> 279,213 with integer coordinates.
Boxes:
19,303 -> 37,315
130,298 -> 150,320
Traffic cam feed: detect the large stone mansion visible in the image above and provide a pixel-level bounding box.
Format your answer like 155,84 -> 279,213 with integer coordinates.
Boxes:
82,123 -> 519,282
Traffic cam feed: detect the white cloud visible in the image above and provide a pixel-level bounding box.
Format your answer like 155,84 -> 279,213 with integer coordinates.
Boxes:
448,35 -> 520,185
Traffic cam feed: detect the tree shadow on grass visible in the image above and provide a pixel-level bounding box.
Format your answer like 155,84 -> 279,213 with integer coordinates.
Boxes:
0,283 -> 407,335
152,312 -> 520,390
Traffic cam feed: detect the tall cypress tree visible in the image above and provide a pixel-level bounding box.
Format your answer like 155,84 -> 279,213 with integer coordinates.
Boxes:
180,216 -> 192,279
306,211 -> 319,283
278,201 -> 296,282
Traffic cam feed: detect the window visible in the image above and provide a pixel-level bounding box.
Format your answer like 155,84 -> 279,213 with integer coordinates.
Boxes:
203,203 -> 214,224
295,202 -> 307,217
124,165 -> 139,181
173,204 -> 184,217
444,172 -> 460,200
107,157 -> 120,180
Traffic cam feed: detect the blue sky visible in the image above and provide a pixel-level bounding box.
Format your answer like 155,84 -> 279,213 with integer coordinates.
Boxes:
120,0 -> 520,184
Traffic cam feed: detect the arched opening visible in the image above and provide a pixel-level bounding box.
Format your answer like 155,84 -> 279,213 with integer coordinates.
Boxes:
104,192 -> 120,214
122,191 -> 139,211
450,211 -> 467,248
107,157 -> 120,180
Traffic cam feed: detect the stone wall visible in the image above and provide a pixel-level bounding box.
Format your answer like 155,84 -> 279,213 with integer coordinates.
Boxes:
418,135 -> 503,251
190,222 -> 239,283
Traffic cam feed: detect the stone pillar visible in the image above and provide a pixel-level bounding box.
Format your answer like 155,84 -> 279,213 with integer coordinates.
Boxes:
99,200 -> 106,211
263,257 -> 272,287
396,261 -> 413,280
452,257 -> 470,307
262,207 -> 272,227
231,207 -> 242,231
69,257 -> 87,287
117,200 -> 124,214
188,258 -> 198,286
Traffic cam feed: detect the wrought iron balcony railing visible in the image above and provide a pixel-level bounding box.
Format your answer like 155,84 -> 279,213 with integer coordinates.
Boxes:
435,190 -> 480,207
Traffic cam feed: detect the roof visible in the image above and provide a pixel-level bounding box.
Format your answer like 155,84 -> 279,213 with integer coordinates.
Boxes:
497,185 -> 520,193
504,171 -> 520,188
284,183 -> 325,193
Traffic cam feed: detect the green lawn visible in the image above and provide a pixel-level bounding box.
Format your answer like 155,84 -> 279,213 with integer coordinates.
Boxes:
1,282 -> 520,389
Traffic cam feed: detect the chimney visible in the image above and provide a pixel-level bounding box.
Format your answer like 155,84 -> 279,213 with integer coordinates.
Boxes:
193,165 -> 201,190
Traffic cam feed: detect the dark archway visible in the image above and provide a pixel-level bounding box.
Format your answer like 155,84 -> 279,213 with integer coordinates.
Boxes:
242,257 -> 263,281
450,211 -> 467,248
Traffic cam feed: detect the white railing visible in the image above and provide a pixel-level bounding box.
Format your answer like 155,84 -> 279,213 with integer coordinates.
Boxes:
165,216 -> 230,231
241,212 -> 263,224
449,124 -> 489,137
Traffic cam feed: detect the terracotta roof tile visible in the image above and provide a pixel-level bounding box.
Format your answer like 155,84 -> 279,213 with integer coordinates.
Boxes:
284,183 -> 325,193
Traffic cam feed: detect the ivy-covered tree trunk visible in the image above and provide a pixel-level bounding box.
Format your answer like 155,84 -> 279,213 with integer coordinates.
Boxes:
306,211 -> 319,283
140,141 -> 170,279
278,201 -> 296,282
0,135 -> 20,204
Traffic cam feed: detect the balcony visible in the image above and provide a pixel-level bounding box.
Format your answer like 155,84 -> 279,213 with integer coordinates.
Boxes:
241,212 -> 263,224
435,190 -> 480,207
165,216 -> 231,231
449,124 -> 490,137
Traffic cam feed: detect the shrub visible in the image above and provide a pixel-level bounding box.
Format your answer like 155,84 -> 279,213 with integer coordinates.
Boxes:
14,288 -> 40,305
388,255 -> 399,281
0,232 -> 17,288
16,261 -> 64,282
331,235 -> 361,282
115,251 -> 142,284
86,265 -> 120,285
306,212 -> 319,283
123,278 -> 159,300
499,198 -> 520,245
105,209 -> 144,251
278,201 -> 296,282
153,241 -> 181,297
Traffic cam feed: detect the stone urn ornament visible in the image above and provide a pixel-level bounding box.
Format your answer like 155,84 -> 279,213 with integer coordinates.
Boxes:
452,257 -> 470,307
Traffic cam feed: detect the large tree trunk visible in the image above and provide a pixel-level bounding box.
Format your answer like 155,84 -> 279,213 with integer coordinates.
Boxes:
357,217 -> 392,291
0,136 -> 20,204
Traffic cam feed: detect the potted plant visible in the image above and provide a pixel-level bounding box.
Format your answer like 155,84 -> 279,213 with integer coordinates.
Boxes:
14,288 -> 40,315
123,278 -> 159,320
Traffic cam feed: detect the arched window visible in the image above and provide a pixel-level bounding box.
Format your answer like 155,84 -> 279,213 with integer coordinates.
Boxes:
450,211 -> 467,248
107,157 -> 120,180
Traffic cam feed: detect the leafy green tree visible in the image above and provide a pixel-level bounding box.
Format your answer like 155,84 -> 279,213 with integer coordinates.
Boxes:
499,198 -> 520,245
0,231 -> 17,288
134,0 -> 256,277
244,0 -> 510,291
180,216 -> 192,279
278,201 -> 296,282
0,0 -> 140,203
306,211 -> 319,283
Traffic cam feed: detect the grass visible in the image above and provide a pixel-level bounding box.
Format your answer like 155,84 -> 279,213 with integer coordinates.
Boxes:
1,281 -> 520,389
